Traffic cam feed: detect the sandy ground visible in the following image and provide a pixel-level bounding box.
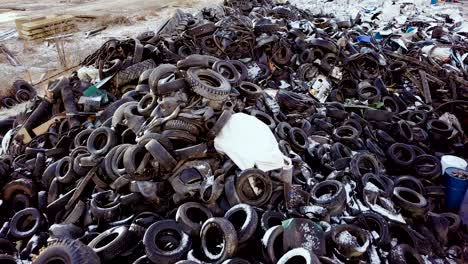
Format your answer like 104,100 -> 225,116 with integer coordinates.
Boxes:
0,0 -> 220,95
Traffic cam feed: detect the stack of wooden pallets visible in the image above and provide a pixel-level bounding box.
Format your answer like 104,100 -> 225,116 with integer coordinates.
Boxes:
15,15 -> 76,41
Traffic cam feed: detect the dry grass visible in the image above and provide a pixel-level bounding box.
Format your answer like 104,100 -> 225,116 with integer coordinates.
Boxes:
97,15 -> 133,27
135,15 -> 147,21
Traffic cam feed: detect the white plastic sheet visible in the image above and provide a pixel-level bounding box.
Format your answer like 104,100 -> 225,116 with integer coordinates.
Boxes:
214,113 -> 290,171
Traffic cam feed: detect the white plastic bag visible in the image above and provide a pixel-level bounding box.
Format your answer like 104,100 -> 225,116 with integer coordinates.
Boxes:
214,113 -> 290,171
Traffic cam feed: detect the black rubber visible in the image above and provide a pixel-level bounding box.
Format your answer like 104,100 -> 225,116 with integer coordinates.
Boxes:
55,156 -> 77,184
393,187 -> 428,217
137,93 -> 158,116
10,207 -> 41,239
87,127 -> 117,156
144,220 -> 192,264
332,125 -> 359,142
186,22 -> 216,37
175,202 -> 213,236
310,180 -> 346,215
113,59 -> 156,88
388,244 -> 424,264
212,60 -> 241,85
186,68 -> 231,100
224,203 -> 258,243
164,119 -> 200,136
236,169 -> 273,207
426,119 -> 453,138
357,84 -> 381,103
15,89 -> 33,103
439,212 -> 460,233
413,154 -> 441,180
148,64 -> 177,94
331,224 -> 370,258
287,127 -> 309,152
352,211 -> 390,247
123,144 -> 151,179
349,152 -> 383,179
200,217 -> 238,262
394,175 -> 425,195
208,109 -> 233,139
387,143 -> 415,168
90,190 -> 121,221
88,226 -> 132,261
33,239 -> 100,264
261,225 -> 284,263
73,129 -> 93,148
260,210 -> 285,232
361,173 -> 394,197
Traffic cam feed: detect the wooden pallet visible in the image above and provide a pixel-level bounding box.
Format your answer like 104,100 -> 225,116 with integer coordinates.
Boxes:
15,15 -> 75,40
21,26 -> 77,40
20,21 -> 74,36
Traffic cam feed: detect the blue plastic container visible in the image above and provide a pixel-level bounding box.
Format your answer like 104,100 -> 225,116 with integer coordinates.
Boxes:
443,167 -> 468,210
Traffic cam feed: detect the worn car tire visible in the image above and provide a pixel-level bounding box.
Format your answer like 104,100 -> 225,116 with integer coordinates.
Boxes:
186,68 -> 231,101
33,239 -> 100,264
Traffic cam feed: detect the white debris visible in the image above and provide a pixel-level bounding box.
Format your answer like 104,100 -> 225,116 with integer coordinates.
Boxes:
310,75 -> 331,103
355,199 -> 370,211
421,45 -> 451,61
214,113 -> 290,171
336,230 -> 359,247
247,64 -> 261,79
77,66 -> 100,83
300,222 -> 320,252
371,231 -> 380,240
369,246 -> 381,264
318,193 -> 334,201
391,238 -> 398,247
366,196 -> 406,224
364,182 -> 381,193
279,80 -> 291,89
300,205 -> 327,215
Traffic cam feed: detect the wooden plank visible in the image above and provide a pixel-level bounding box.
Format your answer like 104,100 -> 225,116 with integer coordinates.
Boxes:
21,26 -> 76,40
21,15 -> 74,31
15,16 -> 46,37
419,70 -> 432,104
20,21 -> 73,36
21,26 -> 74,38
21,24 -> 75,38
32,115 -> 65,136
16,127 -> 32,144
15,16 -> 46,30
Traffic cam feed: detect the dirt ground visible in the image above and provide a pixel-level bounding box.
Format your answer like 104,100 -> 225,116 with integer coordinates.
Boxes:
0,0 -> 220,96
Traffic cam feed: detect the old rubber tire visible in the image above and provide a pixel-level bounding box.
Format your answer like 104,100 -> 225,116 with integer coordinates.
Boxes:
144,220 -> 192,264
10,207 -> 41,239
186,68 -> 231,101
200,218 -> 238,263
33,239 -> 100,264
88,226 -> 131,261
224,203 -> 258,243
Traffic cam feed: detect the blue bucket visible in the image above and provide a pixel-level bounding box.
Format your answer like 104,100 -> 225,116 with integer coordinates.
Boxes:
443,167 -> 468,210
